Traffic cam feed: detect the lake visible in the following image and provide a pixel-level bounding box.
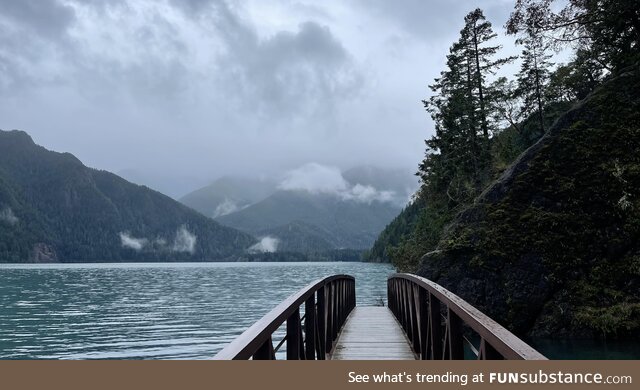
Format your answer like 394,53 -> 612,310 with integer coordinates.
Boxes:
0,262 -> 393,359
1,262 -> 638,360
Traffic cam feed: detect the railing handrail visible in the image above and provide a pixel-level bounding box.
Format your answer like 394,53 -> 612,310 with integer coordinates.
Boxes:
214,274 -> 355,360
389,273 -> 546,360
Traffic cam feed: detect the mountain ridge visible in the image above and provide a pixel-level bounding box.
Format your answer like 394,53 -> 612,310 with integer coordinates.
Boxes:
0,130 -> 256,262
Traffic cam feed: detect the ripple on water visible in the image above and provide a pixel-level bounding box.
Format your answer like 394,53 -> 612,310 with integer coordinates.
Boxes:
0,262 -> 394,359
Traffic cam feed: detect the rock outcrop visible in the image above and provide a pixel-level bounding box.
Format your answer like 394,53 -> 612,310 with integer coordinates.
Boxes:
418,64 -> 640,339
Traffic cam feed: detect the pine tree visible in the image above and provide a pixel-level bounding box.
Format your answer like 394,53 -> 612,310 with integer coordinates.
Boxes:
507,0 -> 639,71
507,1 -> 554,135
516,34 -> 553,134
420,8 -> 513,199
463,9 -> 515,145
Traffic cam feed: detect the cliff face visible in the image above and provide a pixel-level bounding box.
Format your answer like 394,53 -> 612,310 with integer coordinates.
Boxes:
417,65 -> 640,339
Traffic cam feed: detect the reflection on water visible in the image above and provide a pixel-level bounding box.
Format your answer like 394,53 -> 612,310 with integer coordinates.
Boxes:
0,262 -> 393,359
529,338 -> 640,360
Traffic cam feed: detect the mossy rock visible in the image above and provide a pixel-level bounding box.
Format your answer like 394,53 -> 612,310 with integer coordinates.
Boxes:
418,64 -> 640,339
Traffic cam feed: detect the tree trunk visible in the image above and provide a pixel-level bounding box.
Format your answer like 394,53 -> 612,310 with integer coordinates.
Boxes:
472,25 -> 489,142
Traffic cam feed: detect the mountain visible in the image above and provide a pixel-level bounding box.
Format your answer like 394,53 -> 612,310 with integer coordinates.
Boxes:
256,221 -> 334,253
216,189 -> 401,250
178,165 -> 417,253
179,176 -> 277,219
379,65 -> 640,338
0,130 -> 256,262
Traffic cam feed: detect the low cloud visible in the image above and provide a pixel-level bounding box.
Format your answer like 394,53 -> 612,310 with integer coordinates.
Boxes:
119,225 -> 196,253
173,225 -> 196,254
340,184 -> 395,204
248,236 -> 279,253
278,163 -> 399,205
213,198 -> 243,218
278,163 -> 348,194
0,207 -> 19,225
119,232 -> 147,251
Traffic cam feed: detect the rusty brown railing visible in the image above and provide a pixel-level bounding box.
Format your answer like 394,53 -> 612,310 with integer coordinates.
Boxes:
388,273 -> 547,360
214,275 -> 355,360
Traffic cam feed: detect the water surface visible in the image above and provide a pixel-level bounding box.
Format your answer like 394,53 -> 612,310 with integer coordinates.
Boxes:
2,262 -> 638,360
0,262 -> 393,359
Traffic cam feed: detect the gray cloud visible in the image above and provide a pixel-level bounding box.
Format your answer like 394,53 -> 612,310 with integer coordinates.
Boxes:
248,236 -> 279,253
173,225 -> 197,253
0,0 -> 75,38
362,0 -> 514,39
278,163 -> 407,206
0,0 -> 524,198
119,232 -> 147,250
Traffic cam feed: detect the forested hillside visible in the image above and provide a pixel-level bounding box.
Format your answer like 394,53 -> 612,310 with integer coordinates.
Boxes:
370,0 -> 640,338
0,130 -> 256,262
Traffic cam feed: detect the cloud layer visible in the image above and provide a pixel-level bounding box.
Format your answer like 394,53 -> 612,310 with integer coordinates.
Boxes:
278,163 -> 407,205
0,0 -> 520,198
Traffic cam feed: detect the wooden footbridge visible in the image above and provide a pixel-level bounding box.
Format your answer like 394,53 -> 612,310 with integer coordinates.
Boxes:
214,274 -> 546,360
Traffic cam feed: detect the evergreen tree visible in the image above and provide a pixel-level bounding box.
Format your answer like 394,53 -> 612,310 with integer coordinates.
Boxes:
507,0 -> 639,71
507,1 -> 554,134
463,9 -> 515,145
516,34 -> 553,134
421,8 -> 513,199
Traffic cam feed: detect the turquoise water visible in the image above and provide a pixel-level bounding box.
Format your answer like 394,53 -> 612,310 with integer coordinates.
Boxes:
1,262 -> 638,360
0,262 -> 394,359
529,338 -> 640,360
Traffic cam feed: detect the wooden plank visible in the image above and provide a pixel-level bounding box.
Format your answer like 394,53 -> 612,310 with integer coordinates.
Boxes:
330,307 -> 416,360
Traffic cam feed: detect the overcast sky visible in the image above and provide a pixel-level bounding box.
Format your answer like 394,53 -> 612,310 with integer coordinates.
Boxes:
0,0 -> 522,197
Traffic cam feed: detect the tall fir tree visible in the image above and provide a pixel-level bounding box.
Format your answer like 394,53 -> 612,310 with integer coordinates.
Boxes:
463,9 -> 515,145
421,8 -> 513,199
507,0 -> 554,135
516,34 -> 553,134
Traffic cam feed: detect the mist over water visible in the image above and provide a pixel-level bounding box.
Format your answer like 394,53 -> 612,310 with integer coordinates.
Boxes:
0,262 -> 393,359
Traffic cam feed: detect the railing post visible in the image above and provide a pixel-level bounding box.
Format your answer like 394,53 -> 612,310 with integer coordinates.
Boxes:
478,339 -> 502,360
287,308 -> 302,360
253,337 -> 275,360
305,296 -> 316,360
403,280 -> 410,333
419,288 -> 429,359
331,280 -> 340,342
429,293 -> 442,360
325,282 -> 334,353
316,286 -> 326,359
446,307 -> 464,360
410,284 -> 421,356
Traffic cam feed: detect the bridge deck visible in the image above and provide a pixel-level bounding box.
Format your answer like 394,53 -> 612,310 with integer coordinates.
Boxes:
330,306 -> 416,360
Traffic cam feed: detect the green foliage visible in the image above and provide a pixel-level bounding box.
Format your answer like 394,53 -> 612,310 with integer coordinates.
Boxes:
370,1 -> 640,338
422,67 -> 640,338
508,0 -> 640,71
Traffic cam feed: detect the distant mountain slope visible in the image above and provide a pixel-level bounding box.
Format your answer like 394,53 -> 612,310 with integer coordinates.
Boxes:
179,176 -> 276,218
256,220 -> 335,253
216,190 -> 400,250
0,130 -> 256,262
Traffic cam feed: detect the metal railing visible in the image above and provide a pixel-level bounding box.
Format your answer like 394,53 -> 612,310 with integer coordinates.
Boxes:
388,273 -> 547,360
214,275 -> 355,360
